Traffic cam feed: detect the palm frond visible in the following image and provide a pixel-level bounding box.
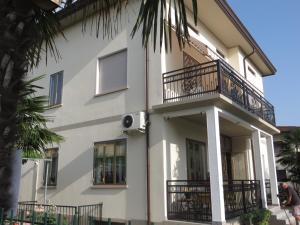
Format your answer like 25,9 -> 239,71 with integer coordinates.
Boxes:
277,128 -> 300,185
131,0 -> 198,52
27,9 -> 65,67
16,76 -> 64,156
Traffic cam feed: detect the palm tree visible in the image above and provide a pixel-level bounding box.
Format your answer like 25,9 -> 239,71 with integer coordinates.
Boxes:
277,129 -> 300,193
0,75 -> 63,215
0,0 -> 198,213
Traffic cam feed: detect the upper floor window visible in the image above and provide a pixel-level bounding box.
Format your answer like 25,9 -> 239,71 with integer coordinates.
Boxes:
97,49 -> 127,95
49,71 -> 63,106
93,139 -> 126,185
216,49 -> 225,59
43,148 -> 59,187
248,66 -> 256,76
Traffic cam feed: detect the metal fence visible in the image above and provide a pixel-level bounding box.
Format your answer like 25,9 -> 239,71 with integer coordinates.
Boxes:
265,179 -> 272,205
166,180 -> 262,223
223,180 -> 261,219
0,202 -> 102,225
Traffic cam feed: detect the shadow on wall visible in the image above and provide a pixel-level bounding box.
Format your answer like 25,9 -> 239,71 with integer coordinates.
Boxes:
36,148 -> 93,201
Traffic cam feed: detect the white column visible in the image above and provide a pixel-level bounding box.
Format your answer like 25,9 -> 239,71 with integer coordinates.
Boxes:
206,107 -> 226,224
252,130 -> 267,208
266,135 -> 280,205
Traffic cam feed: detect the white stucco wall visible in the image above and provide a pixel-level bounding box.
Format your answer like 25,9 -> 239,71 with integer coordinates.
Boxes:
20,0 -> 148,222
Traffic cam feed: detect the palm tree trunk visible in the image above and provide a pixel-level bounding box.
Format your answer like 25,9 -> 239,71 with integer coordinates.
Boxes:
0,0 -> 35,214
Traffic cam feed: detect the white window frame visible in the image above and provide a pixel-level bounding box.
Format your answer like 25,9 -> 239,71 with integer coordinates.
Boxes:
43,148 -> 59,187
49,71 -> 63,106
96,49 -> 128,96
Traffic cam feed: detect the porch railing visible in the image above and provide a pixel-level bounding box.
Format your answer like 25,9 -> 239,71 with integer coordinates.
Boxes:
166,180 -> 261,223
162,60 -> 276,126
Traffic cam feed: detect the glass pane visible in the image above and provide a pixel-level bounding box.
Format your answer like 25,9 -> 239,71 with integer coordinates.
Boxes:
98,50 -> 127,93
104,144 -> 114,184
49,74 -> 57,106
43,149 -> 58,186
49,155 -> 58,185
49,72 -> 63,106
115,142 -> 126,184
56,72 -> 63,104
94,145 -> 104,184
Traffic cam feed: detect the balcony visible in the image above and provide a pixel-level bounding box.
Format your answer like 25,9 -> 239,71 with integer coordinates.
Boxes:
167,180 -> 262,223
162,60 -> 276,126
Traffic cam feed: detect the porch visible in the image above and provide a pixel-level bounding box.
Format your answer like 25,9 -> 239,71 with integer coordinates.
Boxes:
150,106 -> 279,224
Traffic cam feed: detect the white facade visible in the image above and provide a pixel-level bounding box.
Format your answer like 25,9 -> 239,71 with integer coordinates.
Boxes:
20,1 -> 280,224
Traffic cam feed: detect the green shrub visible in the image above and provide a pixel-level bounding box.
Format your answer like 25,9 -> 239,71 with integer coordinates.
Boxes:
240,209 -> 271,225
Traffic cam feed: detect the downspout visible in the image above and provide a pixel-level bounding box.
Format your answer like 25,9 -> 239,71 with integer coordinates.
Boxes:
145,45 -> 151,225
243,47 -> 255,79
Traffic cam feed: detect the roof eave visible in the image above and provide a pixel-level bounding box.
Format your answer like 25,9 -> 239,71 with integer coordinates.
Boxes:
215,0 -> 277,76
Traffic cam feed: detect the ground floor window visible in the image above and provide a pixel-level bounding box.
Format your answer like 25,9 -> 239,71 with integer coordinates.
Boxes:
43,148 -> 59,186
93,139 -> 126,185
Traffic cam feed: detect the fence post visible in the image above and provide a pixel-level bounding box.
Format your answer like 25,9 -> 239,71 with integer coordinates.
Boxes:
72,213 -> 78,225
0,208 -> 3,225
76,206 -> 80,225
9,209 -> 13,225
57,214 -> 62,225
241,181 -> 247,213
128,221 -> 131,225
43,212 -> 48,225
20,210 -> 25,225
108,218 -> 111,225
31,210 -> 36,225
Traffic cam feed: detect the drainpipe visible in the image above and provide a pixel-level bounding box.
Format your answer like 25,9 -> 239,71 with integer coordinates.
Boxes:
145,45 -> 151,225
243,47 -> 255,79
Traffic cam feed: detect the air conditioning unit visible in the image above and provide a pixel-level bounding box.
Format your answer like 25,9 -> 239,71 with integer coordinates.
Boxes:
122,112 -> 146,133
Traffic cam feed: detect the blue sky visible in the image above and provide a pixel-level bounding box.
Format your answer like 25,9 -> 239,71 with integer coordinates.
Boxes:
227,0 -> 300,126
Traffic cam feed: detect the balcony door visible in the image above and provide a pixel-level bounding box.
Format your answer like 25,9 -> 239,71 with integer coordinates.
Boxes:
186,139 -> 207,180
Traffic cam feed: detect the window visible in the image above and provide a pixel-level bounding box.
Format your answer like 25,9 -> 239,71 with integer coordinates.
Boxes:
216,49 -> 225,59
97,50 -> 127,94
43,148 -> 59,186
248,66 -> 256,76
49,71 -> 63,106
93,139 -> 126,185
187,22 -> 199,34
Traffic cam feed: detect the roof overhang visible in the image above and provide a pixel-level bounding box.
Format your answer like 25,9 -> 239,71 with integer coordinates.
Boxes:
184,0 -> 277,76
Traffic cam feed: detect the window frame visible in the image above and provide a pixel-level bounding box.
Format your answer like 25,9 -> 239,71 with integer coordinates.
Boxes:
247,66 -> 256,76
43,148 -> 59,187
49,71 -> 64,107
96,49 -> 128,96
93,139 -> 127,185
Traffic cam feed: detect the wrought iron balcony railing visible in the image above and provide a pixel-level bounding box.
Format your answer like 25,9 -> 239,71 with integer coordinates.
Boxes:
162,60 -> 276,126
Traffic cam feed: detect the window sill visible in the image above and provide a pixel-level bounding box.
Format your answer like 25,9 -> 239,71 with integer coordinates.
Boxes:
40,186 -> 57,189
94,87 -> 128,97
90,184 -> 128,189
47,104 -> 63,110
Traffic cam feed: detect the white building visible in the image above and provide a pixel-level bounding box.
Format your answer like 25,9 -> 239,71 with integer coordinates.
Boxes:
20,0 -> 280,225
